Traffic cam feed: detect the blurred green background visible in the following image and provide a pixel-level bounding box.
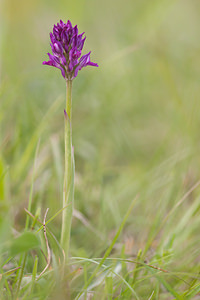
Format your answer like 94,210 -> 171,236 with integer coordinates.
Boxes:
1,0 -> 200,296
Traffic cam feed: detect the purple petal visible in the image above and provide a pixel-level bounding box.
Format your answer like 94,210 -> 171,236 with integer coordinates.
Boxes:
60,54 -> 67,65
53,26 -> 60,40
48,53 -> 60,65
68,61 -> 74,72
77,32 -> 85,40
73,25 -> 78,35
71,33 -> 78,48
53,42 -> 63,54
73,67 -> 79,78
50,33 -> 56,44
86,61 -> 99,67
69,48 -> 82,62
79,52 -> 91,67
61,30 -> 69,44
60,67 -> 66,78
60,20 -> 64,26
77,36 -> 86,51
67,20 -> 72,30
42,60 -> 54,66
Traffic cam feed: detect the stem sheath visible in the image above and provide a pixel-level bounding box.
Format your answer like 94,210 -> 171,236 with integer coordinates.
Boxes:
61,80 -> 74,262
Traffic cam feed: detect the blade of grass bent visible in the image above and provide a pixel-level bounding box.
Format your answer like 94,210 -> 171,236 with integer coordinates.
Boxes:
75,195 -> 138,300
24,208 -> 66,263
147,267 -> 184,300
72,257 -> 140,299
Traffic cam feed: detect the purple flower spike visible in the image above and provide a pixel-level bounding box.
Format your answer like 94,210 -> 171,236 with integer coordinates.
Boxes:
43,19 -> 98,80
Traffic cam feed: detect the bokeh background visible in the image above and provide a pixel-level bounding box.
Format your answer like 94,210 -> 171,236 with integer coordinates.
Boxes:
1,0 -> 200,297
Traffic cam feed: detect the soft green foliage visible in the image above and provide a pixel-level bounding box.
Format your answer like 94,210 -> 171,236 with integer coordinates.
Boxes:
1,0 -> 200,299
9,232 -> 40,256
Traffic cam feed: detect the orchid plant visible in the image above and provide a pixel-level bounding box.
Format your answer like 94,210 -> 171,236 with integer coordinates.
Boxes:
43,19 -> 98,261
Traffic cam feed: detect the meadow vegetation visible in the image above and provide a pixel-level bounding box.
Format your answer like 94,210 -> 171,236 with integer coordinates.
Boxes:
1,0 -> 200,299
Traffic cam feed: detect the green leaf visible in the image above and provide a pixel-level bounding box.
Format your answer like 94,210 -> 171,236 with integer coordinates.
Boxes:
9,232 -> 40,256
1,267 -> 21,277
148,269 -> 183,300
184,283 -> 200,300
105,276 -> 113,300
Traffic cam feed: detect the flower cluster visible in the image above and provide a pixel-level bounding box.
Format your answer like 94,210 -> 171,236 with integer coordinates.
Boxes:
43,20 -> 98,80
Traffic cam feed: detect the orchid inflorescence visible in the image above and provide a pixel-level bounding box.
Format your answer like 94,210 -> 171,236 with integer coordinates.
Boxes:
42,19 -> 98,264
43,19 -> 98,80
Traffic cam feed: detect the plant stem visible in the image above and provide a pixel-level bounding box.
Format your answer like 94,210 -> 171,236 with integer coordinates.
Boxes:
66,79 -> 72,120
61,79 -> 74,262
15,253 -> 27,299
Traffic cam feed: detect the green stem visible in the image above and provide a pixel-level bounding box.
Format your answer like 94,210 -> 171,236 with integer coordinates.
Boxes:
15,253 -> 27,299
61,79 -> 74,262
66,79 -> 72,120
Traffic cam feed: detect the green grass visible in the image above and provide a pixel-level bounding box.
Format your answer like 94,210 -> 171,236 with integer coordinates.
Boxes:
1,0 -> 200,299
